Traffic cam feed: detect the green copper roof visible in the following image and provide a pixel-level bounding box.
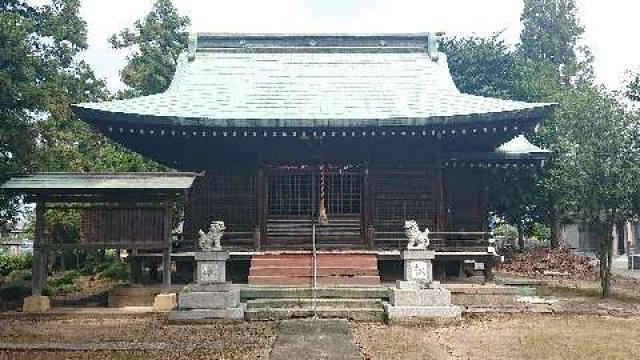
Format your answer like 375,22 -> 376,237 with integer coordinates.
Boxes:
496,135 -> 551,155
1,173 -> 198,192
73,33 -> 555,128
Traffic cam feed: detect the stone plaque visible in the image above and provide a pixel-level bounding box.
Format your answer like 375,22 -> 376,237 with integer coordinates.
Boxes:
197,260 -> 225,283
410,261 -> 429,281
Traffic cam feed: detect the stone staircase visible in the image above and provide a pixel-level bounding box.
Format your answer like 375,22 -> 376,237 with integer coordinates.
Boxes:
241,286 -> 387,321
447,284 -> 538,313
248,253 -> 381,285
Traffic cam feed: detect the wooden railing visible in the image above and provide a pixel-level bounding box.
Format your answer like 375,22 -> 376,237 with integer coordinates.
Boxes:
374,230 -> 493,252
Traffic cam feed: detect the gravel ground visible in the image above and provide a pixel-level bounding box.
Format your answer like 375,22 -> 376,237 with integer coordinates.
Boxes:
0,314 -> 276,359
353,314 -> 640,360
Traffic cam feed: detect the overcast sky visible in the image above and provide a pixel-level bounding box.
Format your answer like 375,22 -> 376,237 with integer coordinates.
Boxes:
76,0 -> 638,92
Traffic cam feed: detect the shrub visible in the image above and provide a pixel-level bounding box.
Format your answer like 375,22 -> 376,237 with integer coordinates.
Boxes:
48,270 -> 81,287
0,282 -> 32,301
530,222 -> 552,242
8,269 -> 32,283
54,283 -> 82,295
99,261 -> 129,281
0,253 -> 33,276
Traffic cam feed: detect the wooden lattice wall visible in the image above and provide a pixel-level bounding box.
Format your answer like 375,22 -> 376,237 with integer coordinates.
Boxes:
183,171 -> 257,248
80,206 -> 171,248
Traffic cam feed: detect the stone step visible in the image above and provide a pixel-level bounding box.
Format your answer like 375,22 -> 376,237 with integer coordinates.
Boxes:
248,275 -> 381,286
245,298 -> 382,309
445,284 -> 530,296
451,294 -> 519,306
241,286 -> 389,300
249,266 -> 379,277
245,307 -> 385,321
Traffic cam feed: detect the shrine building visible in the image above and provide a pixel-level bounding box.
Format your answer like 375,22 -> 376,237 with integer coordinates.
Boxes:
16,33 -> 556,286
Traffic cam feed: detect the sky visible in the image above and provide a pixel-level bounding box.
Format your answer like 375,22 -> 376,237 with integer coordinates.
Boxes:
75,0 -> 639,92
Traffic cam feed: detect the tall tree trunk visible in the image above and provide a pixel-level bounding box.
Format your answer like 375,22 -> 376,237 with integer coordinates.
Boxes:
550,205 -> 562,248
517,223 -> 525,250
597,220 -> 613,298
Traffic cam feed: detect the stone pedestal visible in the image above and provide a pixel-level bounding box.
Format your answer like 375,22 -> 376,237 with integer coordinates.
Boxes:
169,251 -> 245,321
402,250 -> 434,284
23,295 -> 50,313
385,250 -> 461,324
153,293 -> 177,312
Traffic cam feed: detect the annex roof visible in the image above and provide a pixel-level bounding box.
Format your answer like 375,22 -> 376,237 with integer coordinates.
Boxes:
1,173 -> 198,194
72,33 -> 555,128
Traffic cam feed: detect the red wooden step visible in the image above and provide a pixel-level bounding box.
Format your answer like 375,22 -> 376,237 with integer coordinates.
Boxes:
248,253 -> 380,286
248,275 -> 381,286
249,266 -> 378,277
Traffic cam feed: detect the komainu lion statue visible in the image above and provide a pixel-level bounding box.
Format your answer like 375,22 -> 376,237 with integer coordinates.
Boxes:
198,221 -> 225,251
404,220 -> 430,250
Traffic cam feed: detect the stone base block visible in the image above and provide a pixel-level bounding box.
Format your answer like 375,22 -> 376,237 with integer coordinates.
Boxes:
390,288 -> 452,307
182,282 -> 233,293
168,304 -> 246,322
23,295 -> 50,313
153,293 -> 177,312
384,303 -> 461,325
178,289 -> 240,309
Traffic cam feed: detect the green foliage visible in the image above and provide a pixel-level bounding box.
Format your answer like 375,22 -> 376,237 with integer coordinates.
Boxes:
48,270 -> 80,288
545,84 -> 640,296
519,0 -> 592,83
8,269 -> 31,282
0,253 -> 32,276
109,0 -> 190,96
530,223 -> 551,241
79,250 -> 120,275
494,224 -> 518,240
53,282 -> 81,295
0,281 -> 32,301
99,261 -> 129,281
625,71 -> 640,102
441,36 -> 560,102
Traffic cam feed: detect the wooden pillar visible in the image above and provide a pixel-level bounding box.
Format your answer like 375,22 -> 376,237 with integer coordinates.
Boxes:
161,201 -> 172,293
32,202 -> 47,296
255,167 -> 265,250
434,141 -> 446,233
162,248 -> 171,293
362,166 -> 374,249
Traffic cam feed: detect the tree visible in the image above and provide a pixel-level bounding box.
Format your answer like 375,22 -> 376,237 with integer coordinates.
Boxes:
109,0 -> 190,96
442,35 -> 561,247
0,0 -> 93,223
547,85 -> 640,297
488,169 -> 550,248
625,71 -> 640,102
519,0 -> 593,84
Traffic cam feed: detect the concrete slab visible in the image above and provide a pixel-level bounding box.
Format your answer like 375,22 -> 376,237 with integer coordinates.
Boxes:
269,319 -> 361,360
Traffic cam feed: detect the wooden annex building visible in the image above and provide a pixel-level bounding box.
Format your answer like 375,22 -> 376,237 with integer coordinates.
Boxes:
63,33 -> 552,285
